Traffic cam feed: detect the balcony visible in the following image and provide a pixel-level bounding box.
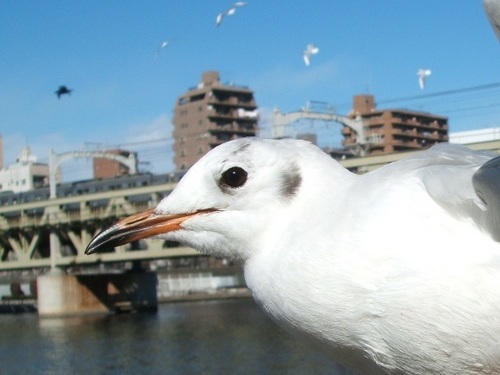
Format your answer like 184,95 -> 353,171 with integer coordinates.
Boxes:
207,122 -> 256,136
206,108 -> 259,122
206,110 -> 235,120
208,93 -> 257,108
391,139 -> 421,148
206,134 -> 248,149
391,125 -> 448,140
392,117 -> 448,132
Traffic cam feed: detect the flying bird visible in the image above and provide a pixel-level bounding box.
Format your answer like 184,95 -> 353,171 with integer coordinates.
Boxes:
86,137 -> 500,375
417,68 -> 431,89
303,43 -> 319,66
483,0 -> 500,41
154,39 -> 170,61
55,85 -> 72,99
216,2 -> 247,27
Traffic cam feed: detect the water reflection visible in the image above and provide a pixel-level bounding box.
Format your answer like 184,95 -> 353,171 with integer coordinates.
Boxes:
1,299 -> 351,374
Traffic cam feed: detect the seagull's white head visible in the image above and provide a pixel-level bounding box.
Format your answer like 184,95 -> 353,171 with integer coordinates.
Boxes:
86,138 -> 347,263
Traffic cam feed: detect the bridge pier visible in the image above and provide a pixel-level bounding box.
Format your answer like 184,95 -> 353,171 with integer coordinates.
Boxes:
36,271 -> 158,317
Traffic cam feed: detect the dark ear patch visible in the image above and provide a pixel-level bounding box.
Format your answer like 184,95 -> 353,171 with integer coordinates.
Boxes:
280,164 -> 302,198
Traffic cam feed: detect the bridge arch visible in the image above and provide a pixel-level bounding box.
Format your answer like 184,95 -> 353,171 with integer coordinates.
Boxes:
48,149 -> 137,199
272,102 -> 370,156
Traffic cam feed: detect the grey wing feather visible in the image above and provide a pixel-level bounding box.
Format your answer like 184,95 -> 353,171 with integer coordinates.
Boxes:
388,143 -> 499,241
473,155 -> 500,241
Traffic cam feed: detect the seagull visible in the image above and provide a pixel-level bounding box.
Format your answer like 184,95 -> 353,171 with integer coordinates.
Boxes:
484,0 -> 500,42
86,137 -> 500,375
216,1 -> 247,27
55,85 -> 72,99
216,12 -> 225,27
303,43 -> 319,66
417,68 -> 431,89
154,39 -> 170,61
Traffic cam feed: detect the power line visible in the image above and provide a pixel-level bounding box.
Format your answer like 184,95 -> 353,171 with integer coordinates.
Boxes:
58,81 -> 500,180
376,82 -> 500,106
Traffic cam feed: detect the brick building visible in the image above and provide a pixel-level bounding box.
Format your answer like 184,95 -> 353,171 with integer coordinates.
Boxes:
343,95 -> 449,155
93,149 -> 137,179
172,71 -> 258,170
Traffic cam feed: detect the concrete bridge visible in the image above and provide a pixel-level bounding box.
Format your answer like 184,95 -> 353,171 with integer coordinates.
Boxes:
0,178 -> 200,316
1,139 -> 499,315
0,181 -> 198,271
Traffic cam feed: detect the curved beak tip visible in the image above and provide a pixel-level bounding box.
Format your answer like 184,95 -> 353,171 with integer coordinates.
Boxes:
84,208 -> 217,255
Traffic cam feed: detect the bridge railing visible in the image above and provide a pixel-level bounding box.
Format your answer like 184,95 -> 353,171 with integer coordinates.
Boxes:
0,182 -> 199,271
2,139 -> 500,271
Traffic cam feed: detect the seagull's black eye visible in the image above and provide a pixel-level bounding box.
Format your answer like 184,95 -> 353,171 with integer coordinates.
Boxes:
220,167 -> 248,189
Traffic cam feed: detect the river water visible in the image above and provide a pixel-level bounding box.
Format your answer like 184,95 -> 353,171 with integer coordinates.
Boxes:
0,298 -> 352,374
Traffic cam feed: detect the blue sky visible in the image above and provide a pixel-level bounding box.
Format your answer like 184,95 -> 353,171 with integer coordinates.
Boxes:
1,1 -> 499,181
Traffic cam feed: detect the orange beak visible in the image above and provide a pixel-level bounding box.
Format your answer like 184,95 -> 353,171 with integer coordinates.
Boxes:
85,208 -> 216,254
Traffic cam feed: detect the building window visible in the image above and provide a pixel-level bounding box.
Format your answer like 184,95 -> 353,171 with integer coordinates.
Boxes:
191,93 -> 205,102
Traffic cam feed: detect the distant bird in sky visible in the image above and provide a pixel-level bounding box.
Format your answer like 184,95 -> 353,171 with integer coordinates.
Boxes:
303,44 -> 319,66
483,0 -> 500,42
154,39 -> 170,61
55,85 -> 72,99
417,68 -> 432,89
86,137 -> 500,374
216,2 -> 247,27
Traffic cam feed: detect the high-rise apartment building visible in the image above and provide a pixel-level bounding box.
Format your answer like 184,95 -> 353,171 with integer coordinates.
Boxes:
343,95 -> 449,155
172,71 -> 258,170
